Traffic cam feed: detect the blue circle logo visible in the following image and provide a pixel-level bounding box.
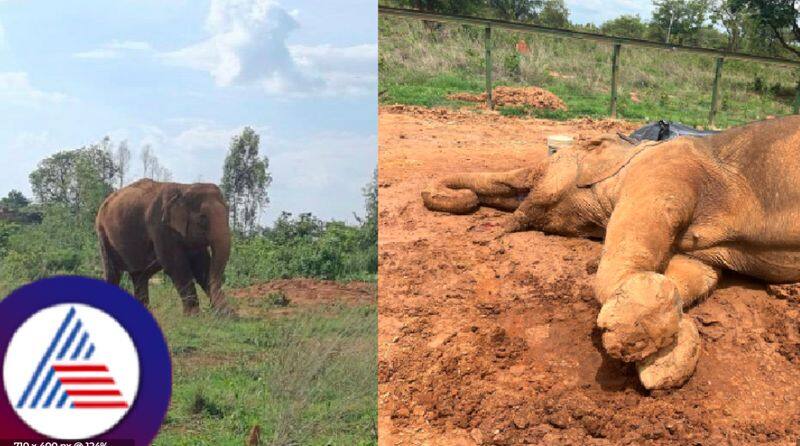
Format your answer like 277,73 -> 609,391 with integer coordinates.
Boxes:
0,276 -> 171,444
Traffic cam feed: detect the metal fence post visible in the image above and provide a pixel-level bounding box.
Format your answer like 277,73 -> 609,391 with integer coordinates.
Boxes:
485,25 -> 493,110
709,57 -> 724,127
610,43 -> 621,118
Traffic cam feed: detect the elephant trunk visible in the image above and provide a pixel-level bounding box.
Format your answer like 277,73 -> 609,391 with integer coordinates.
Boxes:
208,215 -> 233,314
421,166 -> 538,214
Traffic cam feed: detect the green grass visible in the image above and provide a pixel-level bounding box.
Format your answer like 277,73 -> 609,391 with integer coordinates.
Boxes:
147,284 -> 377,446
0,280 -> 377,445
379,17 -> 800,129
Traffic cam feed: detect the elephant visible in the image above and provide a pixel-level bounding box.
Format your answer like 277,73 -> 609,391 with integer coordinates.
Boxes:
96,179 -> 234,316
421,115 -> 800,390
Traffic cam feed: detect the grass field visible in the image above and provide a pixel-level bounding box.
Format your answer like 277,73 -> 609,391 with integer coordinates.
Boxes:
147,284 -> 377,446
379,16 -> 800,128
0,279 -> 377,446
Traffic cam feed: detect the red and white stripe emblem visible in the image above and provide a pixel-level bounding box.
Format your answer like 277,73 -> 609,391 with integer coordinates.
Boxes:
52,363 -> 129,409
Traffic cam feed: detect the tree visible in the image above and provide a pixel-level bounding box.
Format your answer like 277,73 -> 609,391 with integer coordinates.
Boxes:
401,0 -> 485,14
650,0 -> 712,45
601,14 -> 648,38
0,190 -> 31,210
140,145 -> 159,179
359,168 -> 378,247
115,140 -> 131,188
221,127 -> 272,235
732,0 -> 800,57
489,0 -> 543,22
29,142 -> 118,215
538,0 -> 569,28
140,145 -> 172,182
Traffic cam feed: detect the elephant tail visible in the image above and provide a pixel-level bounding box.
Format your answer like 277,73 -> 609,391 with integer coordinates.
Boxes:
421,169 -> 532,214
96,225 -> 122,284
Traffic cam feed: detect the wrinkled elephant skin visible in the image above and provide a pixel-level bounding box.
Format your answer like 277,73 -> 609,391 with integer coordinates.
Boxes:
422,116 -> 800,389
96,179 -> 235,316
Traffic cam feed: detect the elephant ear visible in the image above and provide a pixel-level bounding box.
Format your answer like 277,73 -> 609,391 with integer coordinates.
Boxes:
575,136 -> 648,188
162,189 -> 189,238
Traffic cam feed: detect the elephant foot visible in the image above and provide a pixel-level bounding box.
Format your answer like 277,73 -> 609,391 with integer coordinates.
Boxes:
183,305 -> 201,316
636,317 -> 701,389
501,210 -> 528,235
597,272 -> 682,362
211,305 -> 238,319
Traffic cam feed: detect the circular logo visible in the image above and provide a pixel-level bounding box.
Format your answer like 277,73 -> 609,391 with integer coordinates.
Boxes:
3,304 -> 140,439
0,277 -> 171,444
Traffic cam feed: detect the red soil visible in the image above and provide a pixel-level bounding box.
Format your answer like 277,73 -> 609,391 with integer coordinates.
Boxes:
377,106 -> 800,445
448,86 -> 568,110
230,278 -> 376,316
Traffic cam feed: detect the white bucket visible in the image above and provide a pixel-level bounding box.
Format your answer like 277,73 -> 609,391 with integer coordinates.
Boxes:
547,135 -> 573,156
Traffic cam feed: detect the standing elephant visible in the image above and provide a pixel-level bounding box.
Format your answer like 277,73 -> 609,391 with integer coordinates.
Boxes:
96,179 -> 234,316
422,115 -> 800,390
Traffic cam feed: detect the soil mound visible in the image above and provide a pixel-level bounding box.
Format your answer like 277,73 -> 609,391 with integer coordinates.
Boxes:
449,86 -> 568,110
378,106 -> 800,445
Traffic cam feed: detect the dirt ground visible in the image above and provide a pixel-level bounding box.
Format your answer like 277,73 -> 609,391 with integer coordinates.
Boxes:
377,106 -> 800,445
230,278 -> 376,316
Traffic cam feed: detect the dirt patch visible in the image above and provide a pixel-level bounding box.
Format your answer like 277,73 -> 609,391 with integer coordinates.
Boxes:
378,105 -> 800,445
448,86 -> 568,110
230,278 -> 376,316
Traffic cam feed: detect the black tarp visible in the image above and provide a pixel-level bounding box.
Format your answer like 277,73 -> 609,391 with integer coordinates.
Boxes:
629,120 -> 718,142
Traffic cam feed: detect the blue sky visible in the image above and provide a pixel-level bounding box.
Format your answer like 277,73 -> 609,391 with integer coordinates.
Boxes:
566,0 -> 654,25
0,0 -> 377,223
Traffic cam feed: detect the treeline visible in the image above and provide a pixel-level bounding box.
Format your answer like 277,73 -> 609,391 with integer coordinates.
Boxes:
0,129 -> 377,289
384,0 -> 800,57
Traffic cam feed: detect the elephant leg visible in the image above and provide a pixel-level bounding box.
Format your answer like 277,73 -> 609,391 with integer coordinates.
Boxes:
190,249 -> 235,315
131,271 -> 152,308
593,179 -> 700,389
664,254 -> 720,309
162,258 -> 200,316
152,234 -> 200,315
188,250 -> 211,297
168,270 -> 200,316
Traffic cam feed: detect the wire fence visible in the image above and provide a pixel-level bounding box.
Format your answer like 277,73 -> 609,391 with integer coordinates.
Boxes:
379,6 -> 800,128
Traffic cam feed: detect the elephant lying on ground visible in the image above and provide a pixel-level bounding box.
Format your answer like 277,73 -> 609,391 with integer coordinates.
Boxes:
422,115 -> 800,389
96,179 -> 234,316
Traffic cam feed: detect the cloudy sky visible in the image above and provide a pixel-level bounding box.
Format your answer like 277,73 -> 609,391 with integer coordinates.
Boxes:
0,0 -> 376,223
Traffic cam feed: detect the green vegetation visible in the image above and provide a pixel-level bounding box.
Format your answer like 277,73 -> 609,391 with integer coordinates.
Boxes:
0,128 -> 378,444
384,0 -> 797,56
146,284 -> 376,445
0,129 -> 377,289
379,15 -> 799,128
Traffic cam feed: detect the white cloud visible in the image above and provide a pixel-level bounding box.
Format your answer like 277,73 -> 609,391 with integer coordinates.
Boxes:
0,72 -> 70,104
271,131 -> 376,189
160,0 -> 375,96
290,44 -> 377,95
107,40 -> 152,51
266,131 -> 377,222
73,40 -> 153,59
73,49 -> 119,59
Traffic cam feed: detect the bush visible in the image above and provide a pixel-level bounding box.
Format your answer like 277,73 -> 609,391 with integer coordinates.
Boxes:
226,212 -> 378,286
0,205 -> 377,289
0,205 -> 101,286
